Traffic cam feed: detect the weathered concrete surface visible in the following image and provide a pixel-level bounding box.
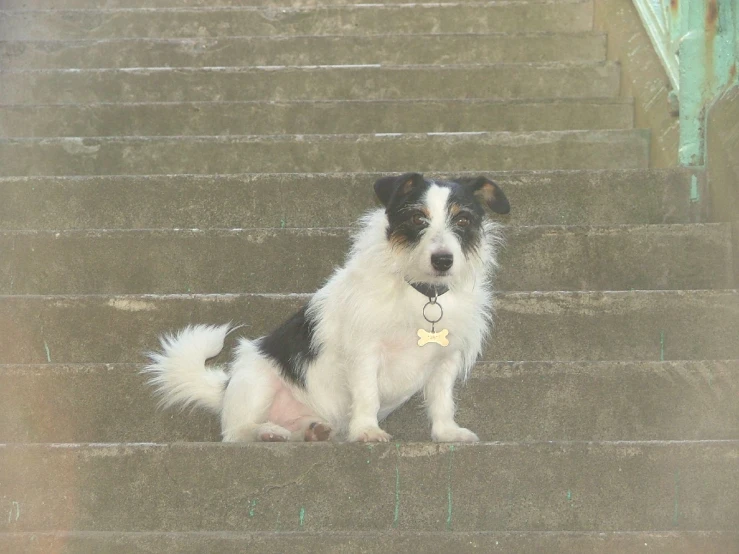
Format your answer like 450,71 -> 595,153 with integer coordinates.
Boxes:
1,291 -> 737,364
0,169 -> 697,230
1,442 -> 737,532
1,224 -> 733,294
2,360 -> 738,443
392,360 -> 739,441
0,99 -> 634,138
0,130 -> 649,177
0,2 -> 594,41
593,0 -> 679,167
706,86 -> 739,224
0,32 -> 607,70
1,0 -> 590,7
1,63 -> 621,104
2,531 -> 738,554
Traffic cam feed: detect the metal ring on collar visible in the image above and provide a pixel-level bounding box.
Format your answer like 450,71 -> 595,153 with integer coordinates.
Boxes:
422,300 -> 443,324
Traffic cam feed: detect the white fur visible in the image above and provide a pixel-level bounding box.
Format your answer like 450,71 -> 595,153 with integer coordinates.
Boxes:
145,323 -> 231,412
145,183 -> 502,442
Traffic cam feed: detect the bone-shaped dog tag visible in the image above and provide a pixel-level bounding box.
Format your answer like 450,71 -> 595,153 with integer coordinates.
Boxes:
417,328 -> 449,347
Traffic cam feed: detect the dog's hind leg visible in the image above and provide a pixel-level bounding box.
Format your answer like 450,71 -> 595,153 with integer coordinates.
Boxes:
220,359 -> 290,442
297,419 -> 332,442
268,392 -> 332,442
254,422 -> 293,442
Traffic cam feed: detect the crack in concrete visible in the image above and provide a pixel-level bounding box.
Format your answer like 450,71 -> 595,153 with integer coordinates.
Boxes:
260,461 -> 320,495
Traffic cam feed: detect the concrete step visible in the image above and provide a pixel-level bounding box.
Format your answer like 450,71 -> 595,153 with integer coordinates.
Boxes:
0,2 -> 594,41
1,62 -> 621,104
3,532 -> 739,554
3,360 -> 737,443
0,32 -> 607,70
2,225 -> 732,294
0,130 -> 649,177
1,441 -> 738,532
1,290 -> 737,364
0,169 -> 698,230
0,98 -> 634,138
1,0 -> 591,8
3,531 -> 738,554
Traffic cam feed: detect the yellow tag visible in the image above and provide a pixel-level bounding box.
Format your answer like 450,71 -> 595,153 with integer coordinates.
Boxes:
417,328 -> 449,347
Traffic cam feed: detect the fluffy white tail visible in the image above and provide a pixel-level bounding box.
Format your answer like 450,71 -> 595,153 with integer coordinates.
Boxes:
144,324 -> 232,413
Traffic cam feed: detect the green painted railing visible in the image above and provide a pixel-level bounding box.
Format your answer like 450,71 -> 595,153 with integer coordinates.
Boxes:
632,0 -> 738,167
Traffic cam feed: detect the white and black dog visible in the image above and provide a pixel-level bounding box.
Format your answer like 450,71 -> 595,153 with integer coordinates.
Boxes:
145,173 -> 509,443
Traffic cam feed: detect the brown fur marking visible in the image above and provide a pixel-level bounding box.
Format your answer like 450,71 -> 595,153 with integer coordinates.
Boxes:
305,421 -> 332,441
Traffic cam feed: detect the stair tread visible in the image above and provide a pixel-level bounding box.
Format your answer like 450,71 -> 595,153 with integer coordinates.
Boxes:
6,60 -> 619,72
0,1 -> 595,41
0,129 -> 650,176
1,290 -> 737,364
1,97 -> 634,107
1,441 -> 737,533
0,129 -> 650,140
0,169 -> 697,228
1,62 -> 621,104
3,360 -> 738,443
0,98 -> 635,137
3,530 -> 738,554
0,32 -> 608,70
1,31 -> 607,42
1,223 -> 732,293
0,0 -> 594,8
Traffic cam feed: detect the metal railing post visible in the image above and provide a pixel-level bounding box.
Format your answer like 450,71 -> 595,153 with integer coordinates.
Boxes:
632,0 -> 738,167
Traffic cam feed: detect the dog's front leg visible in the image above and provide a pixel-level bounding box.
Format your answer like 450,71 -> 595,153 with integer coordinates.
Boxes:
346,348 -> 392,442
424,352 -> 480,443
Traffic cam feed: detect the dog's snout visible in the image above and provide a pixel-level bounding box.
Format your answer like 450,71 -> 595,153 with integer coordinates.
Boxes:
431,253 -> 453,272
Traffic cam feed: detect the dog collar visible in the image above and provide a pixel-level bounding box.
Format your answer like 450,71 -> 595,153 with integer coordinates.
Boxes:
407,281 -> 449,299
410,282 -> 450,347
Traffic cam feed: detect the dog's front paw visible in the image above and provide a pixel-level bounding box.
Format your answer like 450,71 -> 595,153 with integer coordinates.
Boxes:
349,426 -> 392,443
432,426 -> 480,443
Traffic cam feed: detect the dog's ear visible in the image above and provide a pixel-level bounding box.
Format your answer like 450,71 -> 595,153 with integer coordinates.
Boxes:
458,176 -> 510,214
374,173 -> 425,208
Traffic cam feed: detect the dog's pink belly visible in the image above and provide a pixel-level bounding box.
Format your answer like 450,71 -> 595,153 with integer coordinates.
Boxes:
267,382 -> 317,432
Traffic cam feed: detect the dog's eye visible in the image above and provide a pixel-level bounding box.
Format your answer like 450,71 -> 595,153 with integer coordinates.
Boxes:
411,213 -> 427,227
454,214 -> 471,227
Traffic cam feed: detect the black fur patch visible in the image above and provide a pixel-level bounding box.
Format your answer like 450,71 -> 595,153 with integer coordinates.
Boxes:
443,180 -> 488,256
381,174 -> 432,248
257,305 -> 320,388
453,176 -> 510,214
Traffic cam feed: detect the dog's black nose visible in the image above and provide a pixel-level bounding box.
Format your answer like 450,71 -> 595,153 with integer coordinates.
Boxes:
431,253 -> 453,272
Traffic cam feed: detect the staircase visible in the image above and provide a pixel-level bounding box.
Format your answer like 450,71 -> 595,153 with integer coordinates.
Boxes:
1,0 -> 738,551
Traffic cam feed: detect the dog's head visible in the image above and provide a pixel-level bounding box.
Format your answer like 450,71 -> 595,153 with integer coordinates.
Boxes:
374,172 -> 509,286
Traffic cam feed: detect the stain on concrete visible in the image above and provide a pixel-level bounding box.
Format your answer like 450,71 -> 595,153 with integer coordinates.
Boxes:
7,502 -> 20,524
393,443 -> 400,528
106,298 -> 157,312
58,138 -> 100,155
446,445 -> 455,530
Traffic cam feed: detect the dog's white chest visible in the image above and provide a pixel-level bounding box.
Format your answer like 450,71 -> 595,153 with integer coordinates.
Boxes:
375,332 -> 457,405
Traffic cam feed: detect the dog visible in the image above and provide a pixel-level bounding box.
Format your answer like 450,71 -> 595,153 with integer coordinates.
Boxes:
145,172 -> 509,442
